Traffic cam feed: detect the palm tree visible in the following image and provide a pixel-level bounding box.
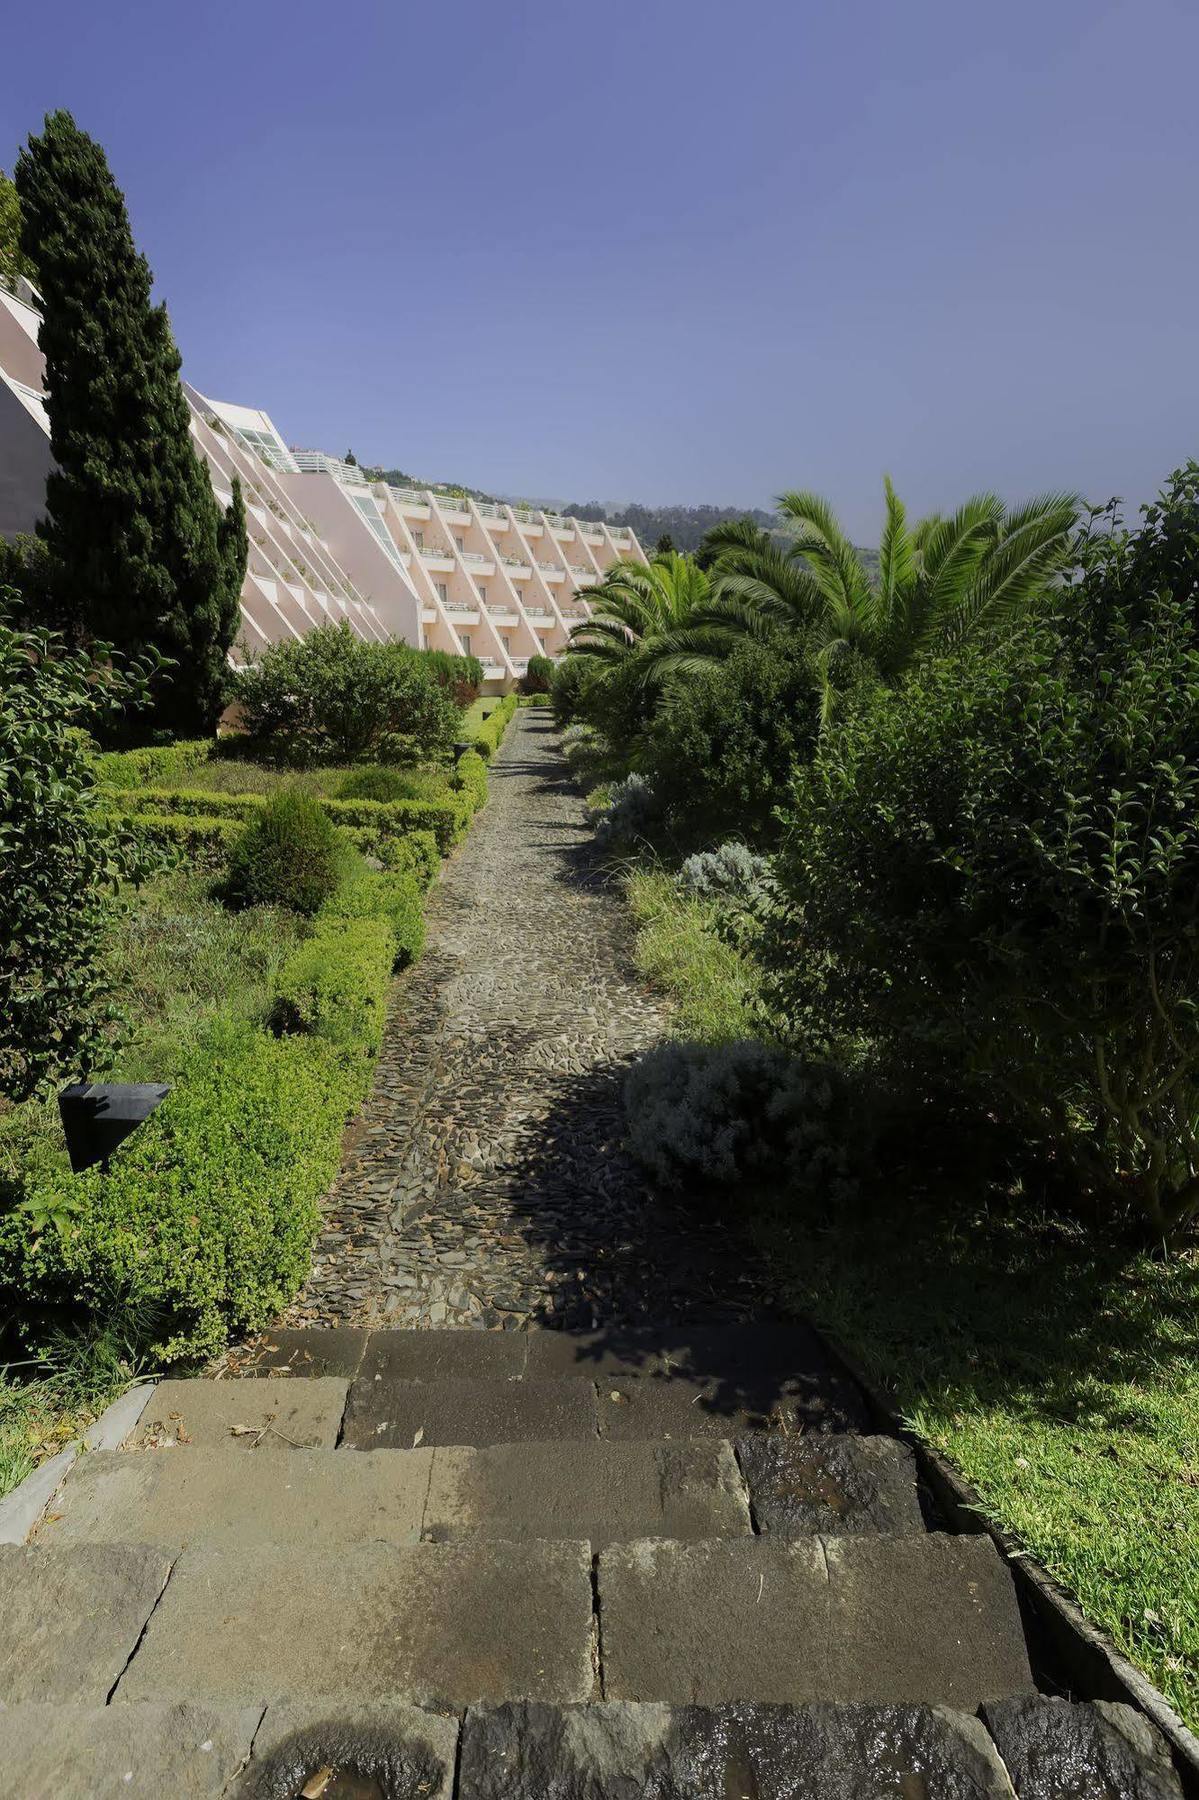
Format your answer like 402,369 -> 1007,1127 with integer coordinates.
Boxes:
565,551 -> 725,688
703,478 -> 1080,698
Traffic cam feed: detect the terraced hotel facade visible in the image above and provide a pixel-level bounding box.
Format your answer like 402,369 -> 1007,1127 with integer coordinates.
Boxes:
0,275 -> 646,687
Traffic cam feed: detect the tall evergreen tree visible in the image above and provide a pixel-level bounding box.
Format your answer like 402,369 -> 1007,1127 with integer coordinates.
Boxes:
0,169 -> 34,289
15,111 -> 246,735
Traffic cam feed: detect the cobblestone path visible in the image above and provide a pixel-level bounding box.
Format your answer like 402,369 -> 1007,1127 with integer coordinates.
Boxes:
284,710 -> 775,1331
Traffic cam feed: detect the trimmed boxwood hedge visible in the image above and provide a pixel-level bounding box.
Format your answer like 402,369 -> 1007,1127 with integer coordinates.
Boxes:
0,1016 -> 359,1364
319,868 -> 426,969
471,693 -> 518,760
94,739 -> 214,790
450,748 -> 488,812
379,829 -> 440,890
272,915 -> 396,1050
113,786 -> 473,856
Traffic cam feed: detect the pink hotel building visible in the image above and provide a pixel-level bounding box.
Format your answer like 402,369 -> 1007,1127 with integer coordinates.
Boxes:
0,275 -> 646,688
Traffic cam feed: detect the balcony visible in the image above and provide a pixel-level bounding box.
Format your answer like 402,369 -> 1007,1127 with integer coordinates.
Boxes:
461,551 -> 493,567
581,525 -> 605,541
293,450 -> 367,488
431,493 -> 471,518
525,607 -> 553,620
388,485 -> 430,514
475,501 -> 506,520
420,546 -> 454,564
445,601 -> 478,615
499,555 -> 531,573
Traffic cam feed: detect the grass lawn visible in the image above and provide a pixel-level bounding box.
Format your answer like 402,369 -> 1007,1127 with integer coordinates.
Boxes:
174,758 -> 454,802
623,866 -> 1199,1727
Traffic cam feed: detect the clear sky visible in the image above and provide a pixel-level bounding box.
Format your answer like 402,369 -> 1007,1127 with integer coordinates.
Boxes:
3,0 -> 1196,539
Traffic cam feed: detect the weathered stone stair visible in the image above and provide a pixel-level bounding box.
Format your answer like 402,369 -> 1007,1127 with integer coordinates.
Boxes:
0,1325 -> 1186,1796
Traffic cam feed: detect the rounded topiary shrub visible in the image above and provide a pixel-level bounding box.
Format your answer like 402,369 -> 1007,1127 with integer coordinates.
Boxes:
521,653 -> 555,695
225,789 -> 345,915
337,765 -> 422,803
624,1038 -> 861,1208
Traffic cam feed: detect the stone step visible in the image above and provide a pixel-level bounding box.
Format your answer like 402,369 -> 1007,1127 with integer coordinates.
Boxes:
241,1322 -> 871,1437
41,1439 -> 753,1550
133,1377 -> 348,1450
597,1534 -> 1035,1711
1,1532 -> 1034,1713
0,1695 -> 1184,1800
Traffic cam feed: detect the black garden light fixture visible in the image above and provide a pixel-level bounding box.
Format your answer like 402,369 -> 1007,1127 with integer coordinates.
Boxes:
452,740 -> 471,763
57,1081 -> 170,1174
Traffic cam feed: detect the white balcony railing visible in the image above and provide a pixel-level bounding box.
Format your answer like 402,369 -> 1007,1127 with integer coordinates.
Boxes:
292,450 -> 367,487
445,601 -> 477,614
499,555 -> 530,570
461,551 -> 489,564
475,501 -> 505,518
388,485 -> 426,505
420,546 -> 453,561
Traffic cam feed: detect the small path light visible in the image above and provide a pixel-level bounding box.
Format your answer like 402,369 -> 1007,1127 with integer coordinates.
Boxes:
57,1081 -> 170,1174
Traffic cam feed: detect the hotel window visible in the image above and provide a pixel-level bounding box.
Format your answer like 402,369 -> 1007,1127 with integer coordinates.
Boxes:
477,585 -> 487,605
460,632 -> 471,656
455,535 -> 465,551
435,582 -> 448,604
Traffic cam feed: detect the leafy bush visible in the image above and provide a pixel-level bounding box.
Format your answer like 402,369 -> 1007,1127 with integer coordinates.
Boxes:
593,773 -> 661,848
225,790 -> 346,915
379,829 -> 440,890
624,1039 -> 860,1206
320,867 -> 426,968
679,842 -> 772,906
234,622 -> 460,766
518,692 -> 553,707
337,765 -> 424,803
643,636 -> 822,847
113,782 -> 467,856
272,916 -> 395,1050
419,646 -> 482,708
450,748 -> 488,811
0,599 -> 158,1102
521,653 -> 554,694
766,466 -> 1199,1246
94,738 -> 213,790
0,1017 -> 354,1363
550,655 -> 600,728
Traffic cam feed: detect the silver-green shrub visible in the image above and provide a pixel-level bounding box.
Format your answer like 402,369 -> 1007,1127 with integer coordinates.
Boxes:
624,1038 -> 859,1205
679,841 -> 772,906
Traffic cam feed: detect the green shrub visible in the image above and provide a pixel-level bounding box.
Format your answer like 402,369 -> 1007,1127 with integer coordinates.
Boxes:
94,738 -> 214,790
450,749 -> 488,812
320,868 -> 426,969
551,655 -> 602,728
225,790 -> 346,915
113,786 -> 261,823
643,636 -> 823,848
623,1039 -> 861,1207
521,653 -> 554,694
112,783 -> 466,856
233,622 -> 460,766
0,1017 -> 354,1363
518,692 -> 553,707
766,465 -> 1199,1246
379,830 -> 440,889
336,765 -> 424,803
0,599 -> 159,1102
272,916 -> 395,1049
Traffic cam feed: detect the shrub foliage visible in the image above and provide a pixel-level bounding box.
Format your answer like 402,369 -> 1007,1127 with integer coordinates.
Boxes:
225,790 -> 345,916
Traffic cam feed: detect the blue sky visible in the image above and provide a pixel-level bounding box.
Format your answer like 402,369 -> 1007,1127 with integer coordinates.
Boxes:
3,0 -> 1197,539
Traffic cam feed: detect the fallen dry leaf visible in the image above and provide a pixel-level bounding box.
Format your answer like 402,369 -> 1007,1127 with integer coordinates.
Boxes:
301,1767 -> 335,1798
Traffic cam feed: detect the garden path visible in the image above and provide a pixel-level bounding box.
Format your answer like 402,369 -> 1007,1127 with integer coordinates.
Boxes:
283,708 -> 777,1331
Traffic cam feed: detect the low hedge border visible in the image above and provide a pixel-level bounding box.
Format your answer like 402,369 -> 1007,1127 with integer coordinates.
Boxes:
94,739 -> 214,790
109,786 -> 473,855
272,915 -> 396,1052
450,749 -> 488,812
471,693 -> 518,761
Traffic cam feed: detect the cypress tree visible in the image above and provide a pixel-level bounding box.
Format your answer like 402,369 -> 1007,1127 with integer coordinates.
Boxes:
15,111 -> 246,735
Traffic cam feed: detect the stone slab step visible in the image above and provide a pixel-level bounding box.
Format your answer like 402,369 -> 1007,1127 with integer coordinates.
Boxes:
41,1440 -> 753,1551
114,1539 -> 596,1708
40,1447 -> 434,1550
134,1378 -> 348,1450
342,1374 -> 599,1447
341,1364 -> 865,1447
982,1695 -> 1186,1798
423,1439 -> 751,1545
0,1543 -> 172,1704
736,1433 -> 925,1536
457,1700 -> 1017,1798
597,1534 -> 1034,1709
0,1699 -> 459,1800
0,1696 -> 1182,1799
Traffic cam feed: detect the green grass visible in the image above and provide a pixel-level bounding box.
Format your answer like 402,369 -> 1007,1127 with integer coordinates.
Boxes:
625,866 -> 762,1042
622,863 -> 1199,1727
460,698 -> 494,738
0,1329 -> 146,1497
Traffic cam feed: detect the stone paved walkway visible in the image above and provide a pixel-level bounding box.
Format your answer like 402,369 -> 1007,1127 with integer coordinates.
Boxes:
284,710 -> 776,1331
